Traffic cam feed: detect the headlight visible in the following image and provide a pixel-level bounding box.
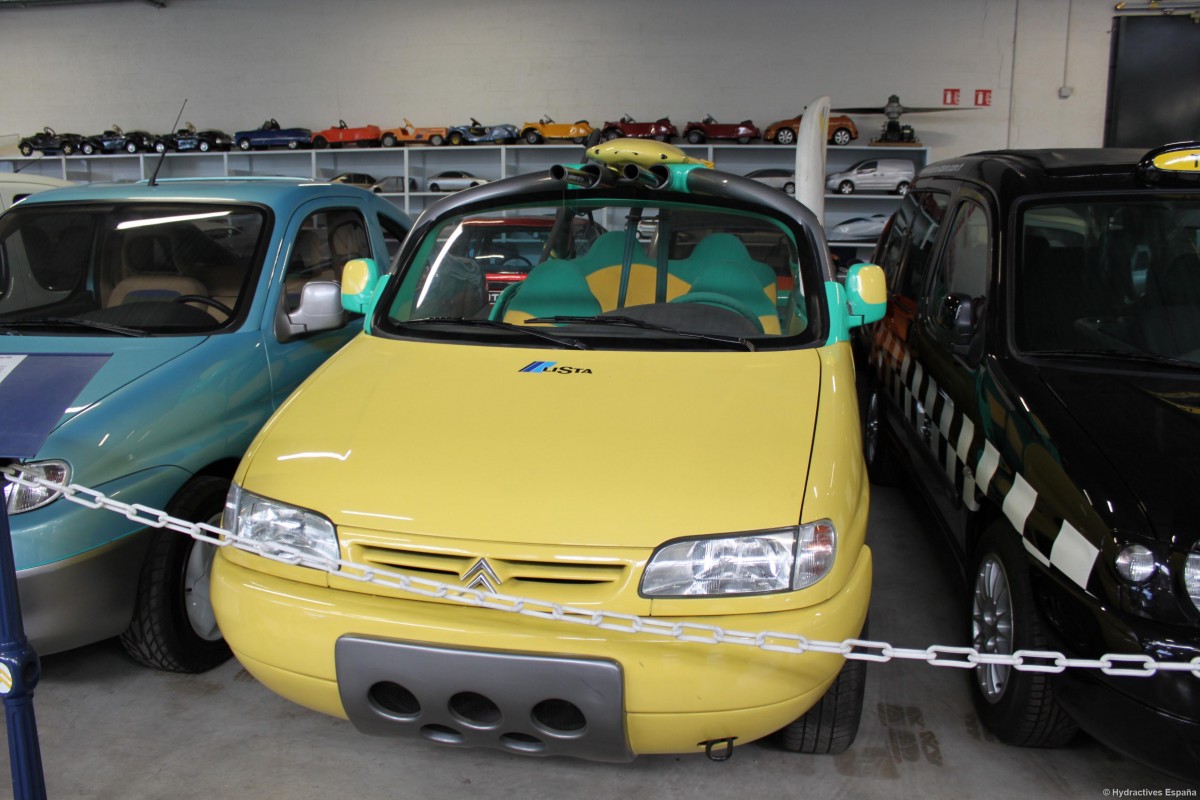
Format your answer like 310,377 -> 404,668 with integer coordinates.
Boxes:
223,484 -> 339,567
4,460 -> 70,514
1115,544 -> 1156,583
640,521 -> 836,597
1186,545 -> 1200,613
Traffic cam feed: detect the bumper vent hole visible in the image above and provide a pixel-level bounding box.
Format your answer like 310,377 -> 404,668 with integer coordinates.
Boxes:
368,682 -> 420,718
532,698 -> 586,733
449,691 -> 502,726
500,732 -> 546,754
421,724 -> 464,745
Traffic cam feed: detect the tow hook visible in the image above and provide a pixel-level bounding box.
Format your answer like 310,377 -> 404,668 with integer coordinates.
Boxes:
700,737 -> 737,761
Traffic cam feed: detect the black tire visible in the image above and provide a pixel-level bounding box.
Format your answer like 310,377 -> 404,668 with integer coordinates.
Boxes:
777,619 -> 867,754
198,140 -> 211,152
831,127 -> 853,146
429,183 -> 441,192
862,382 -> 900,485
523,130 -> 542,145
603,129 -> 620,141
238,138 -> 252,151
783,181 -> 795,195
19,142 -> 34,156
154,141 -> 167,154
429,134 -> 445,146
969,524 -> 1078,747
287,139 -> 300,150
62,141 -> 76,155
124,141 -> 139,154
838,180 -> 855,195
774,128 -> 796,145
736,136 -> 751,144
120,475 -> 232,673
312,136 -> 328,149
448,132 -> 464,146
896,181 -> 910,196
81,142 -> 97,155
381,133 -> 397,147
686,130 -> 704,144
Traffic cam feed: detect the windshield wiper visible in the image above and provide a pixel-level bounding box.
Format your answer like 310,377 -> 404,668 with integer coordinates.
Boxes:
524,314 -> 757,351
0,317 -> 147,337
400,317 -> 590,350
1030,349 -> 1200,370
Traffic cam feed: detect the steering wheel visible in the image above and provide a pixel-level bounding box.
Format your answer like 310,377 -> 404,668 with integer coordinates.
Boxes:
670,292 -> 764,332
174,295 -> 234,317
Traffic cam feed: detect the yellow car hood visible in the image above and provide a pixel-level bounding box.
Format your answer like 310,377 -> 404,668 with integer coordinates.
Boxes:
240,336 -> 823,548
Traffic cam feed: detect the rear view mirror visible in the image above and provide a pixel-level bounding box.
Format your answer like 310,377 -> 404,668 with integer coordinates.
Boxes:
276,281 -> 347,342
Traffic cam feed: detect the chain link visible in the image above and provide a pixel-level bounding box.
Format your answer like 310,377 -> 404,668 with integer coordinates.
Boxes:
4,465 -> 1199,679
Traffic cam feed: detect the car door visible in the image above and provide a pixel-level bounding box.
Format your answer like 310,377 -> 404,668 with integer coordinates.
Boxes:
262,199 -> 406,407
905,190 -> 994,552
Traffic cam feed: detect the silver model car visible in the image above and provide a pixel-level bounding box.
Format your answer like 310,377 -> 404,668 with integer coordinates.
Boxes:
745,168 -> 795,195
825,158 -> 915,195
426,170 -> 490,192
829,214 -> 889,241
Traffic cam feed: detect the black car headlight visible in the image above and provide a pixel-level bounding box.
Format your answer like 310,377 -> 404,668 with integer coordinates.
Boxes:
223,483 -> 339,567
640,521 -> 836,597
4,460 -> 70,514
1107,536 -> 1200,623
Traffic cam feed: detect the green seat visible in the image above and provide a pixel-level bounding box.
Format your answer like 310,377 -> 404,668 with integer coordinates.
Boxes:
668,233 -> 781,334
499,258 -> 601,325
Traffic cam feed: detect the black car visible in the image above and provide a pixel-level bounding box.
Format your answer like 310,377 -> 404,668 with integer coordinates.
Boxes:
17,126 -> 88,156
79,125 -> 157,155
858,142 -> 1200,782
155,122 -> 231,153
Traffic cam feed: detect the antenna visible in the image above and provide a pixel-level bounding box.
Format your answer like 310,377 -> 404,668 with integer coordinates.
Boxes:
148,98 -> 187,187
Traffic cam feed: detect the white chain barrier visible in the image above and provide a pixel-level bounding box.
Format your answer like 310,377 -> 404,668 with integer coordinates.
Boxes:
4,465 -> 1199,680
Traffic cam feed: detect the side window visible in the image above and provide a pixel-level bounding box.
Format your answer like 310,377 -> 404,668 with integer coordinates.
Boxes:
875,190 -> 949,301
378,214 -> 409,264
926,199 -> 991,356
284,208 -> 370,311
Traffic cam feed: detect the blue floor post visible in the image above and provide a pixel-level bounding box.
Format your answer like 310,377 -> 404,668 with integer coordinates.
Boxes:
0,479 -> 48,800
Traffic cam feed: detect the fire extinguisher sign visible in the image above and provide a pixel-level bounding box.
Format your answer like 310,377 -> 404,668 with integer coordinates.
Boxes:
975,89 -> 993,107
943,89 -> 961,106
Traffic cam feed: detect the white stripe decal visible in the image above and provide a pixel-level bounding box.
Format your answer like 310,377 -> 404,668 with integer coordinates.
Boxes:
1002,472 -> 1037,535
976,441 -> 1000,493
1050,520 -> 1099,591
956,417 -> 974,463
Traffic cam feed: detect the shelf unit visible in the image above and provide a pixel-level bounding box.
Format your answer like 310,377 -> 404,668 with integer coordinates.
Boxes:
1,143 -> 926,243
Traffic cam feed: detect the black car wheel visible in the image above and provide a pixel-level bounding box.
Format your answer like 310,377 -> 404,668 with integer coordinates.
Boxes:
896,181 -> 910,196
81,142 -> 97,155
862,383 -> 900,485
831,127 -> 853,146
154,141 -> 167,153
198,140 -> 211,152
447,132 -> 464,146
774,128 -> 796,145
62,141 -> 76,155
312,136 -> 328,149
969,524 -> 1078,747
120,475 -> 233,673
287,139 -> 301,150
603,129 -> 621,141
524,130 -> 543,144
381,133 -> 397,147
783,181 -> 795,195
238,139 -> 252,151
736,136 -> 752,144
18,143 -> 34,157
777,618 -> 867,754
429,134 -> 445,146
687,130 -> 705,144
838,181 -> 855,195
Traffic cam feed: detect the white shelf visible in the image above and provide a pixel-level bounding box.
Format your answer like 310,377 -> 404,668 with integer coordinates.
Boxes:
1,142 -> 926,234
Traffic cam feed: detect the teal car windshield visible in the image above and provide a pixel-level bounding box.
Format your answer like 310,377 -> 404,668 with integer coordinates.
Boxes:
382,200 -> 815,344
0,202 -> 267,335
1015,197 -> 1200,362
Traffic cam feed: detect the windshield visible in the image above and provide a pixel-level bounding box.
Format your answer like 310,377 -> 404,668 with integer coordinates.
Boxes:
379,198 -> 818,348
0,202 -> 267,335
1015,197 -> 1200,363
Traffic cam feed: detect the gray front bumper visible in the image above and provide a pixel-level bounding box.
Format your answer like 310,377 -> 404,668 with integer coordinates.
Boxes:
335,636 -> 632,762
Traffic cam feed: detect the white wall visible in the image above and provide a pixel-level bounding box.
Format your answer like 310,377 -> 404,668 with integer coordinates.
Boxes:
0,0 -> 1116,162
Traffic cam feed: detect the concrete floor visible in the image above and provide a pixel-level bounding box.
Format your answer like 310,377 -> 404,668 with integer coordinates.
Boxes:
3,485 -> 1197,800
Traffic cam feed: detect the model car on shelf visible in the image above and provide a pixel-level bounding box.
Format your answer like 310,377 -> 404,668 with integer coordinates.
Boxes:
17,126 -> 89,156
599,115 -> 678,141
518,116 -> 593,144
211,135 -> 886,763
764,113 -> 858,146
0,175 -> 412,674
370,176 -> 419,193
79,125 -> 157,155
329,172 -> 379,190
426,170 -> 489,192
311,120 -> 382,149
825,158 -> 914,195
682,116 -> 760,144
828,214 -> 888,242
233,119 -> 313,151
745,168 -> 795,195
857,142 -> 1200,783
446,119 -> 520,146
380,119 -> 448,147
156,122 -> 232,153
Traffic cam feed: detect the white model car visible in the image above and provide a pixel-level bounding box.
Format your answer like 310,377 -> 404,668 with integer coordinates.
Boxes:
0,173 -> 73,211
825,159 -> 915,195
426,170 -> 490,192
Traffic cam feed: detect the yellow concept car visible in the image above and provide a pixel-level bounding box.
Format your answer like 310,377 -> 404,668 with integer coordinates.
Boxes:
212,139 -> 886,762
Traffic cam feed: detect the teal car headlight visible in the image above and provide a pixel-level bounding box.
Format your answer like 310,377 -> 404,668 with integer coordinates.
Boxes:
640,521 -> 836,597
4,460 -> 70,514
223,484 -> 339,567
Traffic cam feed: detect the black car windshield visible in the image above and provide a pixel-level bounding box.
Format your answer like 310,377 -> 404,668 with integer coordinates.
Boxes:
379,198 -> 818,348
0,202 -> 266,335
1015,197 -> 1200,364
